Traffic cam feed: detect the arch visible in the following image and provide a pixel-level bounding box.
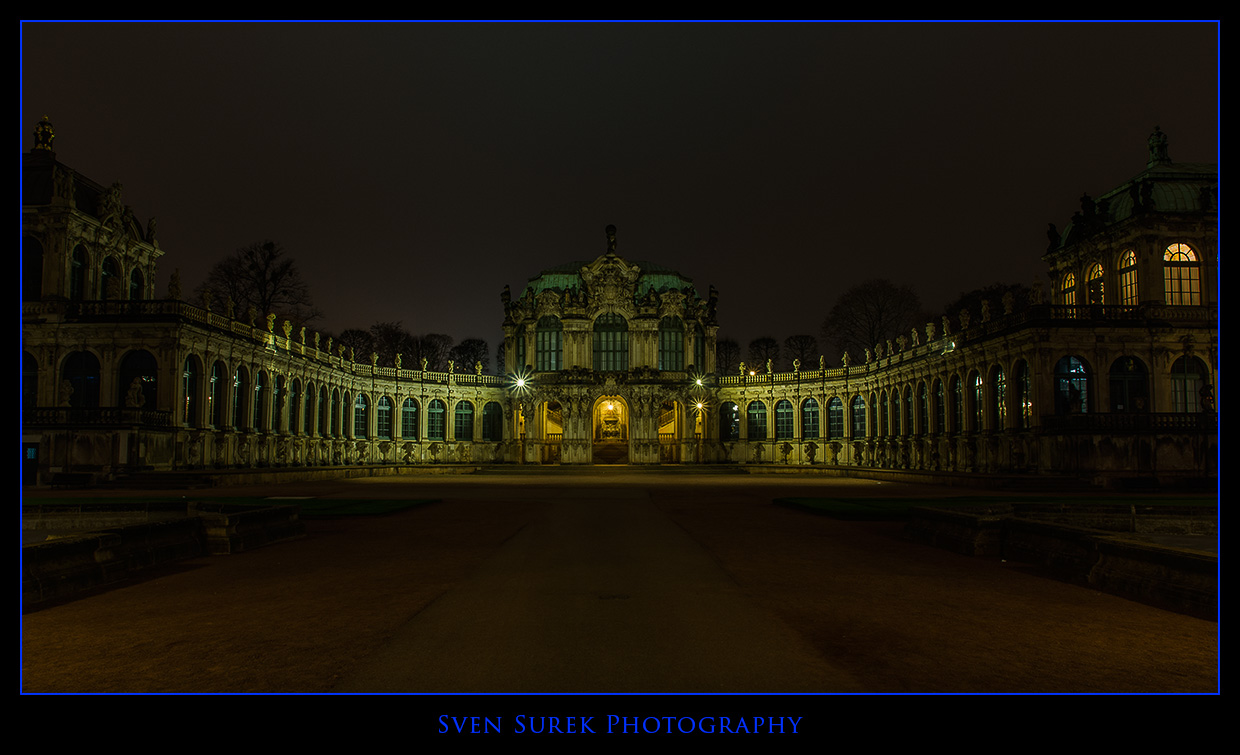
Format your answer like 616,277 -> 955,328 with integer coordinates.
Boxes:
354,393 -> 370,439
401,398 -> 419,440
990,365 -> 1007,430
1109,356 -> 1149,413
24,236 -> 43,301
129,267 -> 145,300
719,401 -> 740,442
747,400 -> 767,440
934,379 -> 945,435
950,374 -> 964,433
330,387 -> 341,436
454,400 -> 474,441
1054,356 -> 1090,414
62,351 -> 101,408
774,399 -> 794,440
209,361 -> 227,427
1087,262 -> 1105,305
827,397 -> 844,439
427,399 -> 446,441
291,378 -> 302,434
482,401 -> 503,441
536,316 -> 562,371
1163,243 -> 1201,305
850,395 -> 866,438
342,390 -> 353,438
658,316 -> 685,371
1060,272 -> 1076,306
233,366 -> 250,428
182,355 -> 202,426
902,386 -> 913,437
592,313 -> 629,371
1169,356 -> 1211,413
879,390 -> 889,436
376,396 -> 393,439
254,370 -> 269,431
801,398 -> 820,440
969,370 -> 984,432
69,245 -> 87,301
1118,250 -> 1138,305
1014,359 -> 1033,429
918,382 -> 929,436
318,386 -> 329,437
100,256 -> 120,300
118,350 -> 158,409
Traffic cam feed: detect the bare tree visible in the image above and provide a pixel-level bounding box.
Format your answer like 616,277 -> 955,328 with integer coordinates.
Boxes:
449,338 -> 490,374
784,334 -> 819,368
195,240 -> 321,326
716,337 -> 741,375
748,336 -> 781,372
336,329 -> 374,360
418,333 -> 454,372
820,279 -> 925,364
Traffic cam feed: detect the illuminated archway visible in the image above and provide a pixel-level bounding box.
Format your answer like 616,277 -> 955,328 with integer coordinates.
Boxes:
592,395 -> 629,464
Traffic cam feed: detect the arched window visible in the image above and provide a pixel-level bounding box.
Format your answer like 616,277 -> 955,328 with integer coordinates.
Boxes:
850,395 -> 866,438
658,316 -> 685,371
62,351 -> 100,408
290,379 -> 301,434
592,314 -> 628,371
934,379 -> 945,435
1087,262 -> 1105,305
210,362 -> 226,428
747,401 -> 767,440
720,401 -> 740,441
401,399 -> 419,440
879,391 -> 889,436
300,381 -> 311,435
1119,250 -> 1138,305
1054,356 -> 1090,414
254,371 -> 268,430
129,268 -> 144,300
902,388 -> 913,437
991,367 -> 1006,430
918,383 -> 928,436
69,245 -> 86,301
454,400 -> 474,441
482,402 -> 503,441
116,350 -> 158,410
1060,272 -> 1076,306
100,256 -> 120,300
183,357 -> 199,426
1163,244 -> 1201,305
1170,356 -> 1210,413
233,367 -> 249,428
801,398 -> 820,440
342,391 -> 353,437
353,394 -> 370,439
330,388 -> 340,436
427,399 -> 446,441
827,397 -> 844,440
970,371 -> 983,432
318,387 -> 328,437
774,399 -> 794,440
375,396 -> 392,439
1015,360 -> 1033,429
1109,357 -> 1148,413
951,375 -> 964,433
24,237 -> 42,302
536,316 -> 562,371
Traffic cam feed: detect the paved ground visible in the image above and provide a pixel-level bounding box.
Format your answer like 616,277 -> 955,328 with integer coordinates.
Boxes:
21,472 -> 1218,694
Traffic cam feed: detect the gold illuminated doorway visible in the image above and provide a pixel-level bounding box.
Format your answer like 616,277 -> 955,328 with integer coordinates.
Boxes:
592,395 -> 629,464
541,400 -> 562,464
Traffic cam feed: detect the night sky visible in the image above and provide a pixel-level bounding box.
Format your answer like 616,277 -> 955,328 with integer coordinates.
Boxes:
20,22 -> 1218,360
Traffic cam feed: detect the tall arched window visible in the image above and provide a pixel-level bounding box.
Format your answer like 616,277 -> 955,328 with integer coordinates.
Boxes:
233,367 -> 249,428
902,388 -> 913,437
377,396 -> 392,439
330,388 -> 341,436
801,398 -> 820,440
210,361 -> 226,428
592,313 -> 628,371
658,316 -> 685,371
183,357 -> 199,426
1015,360 -> 1033,429
747,401 -> 767,440
100,256 -> 120,300
454,400 -> 474,441
827,397 -> 844,440
427,399 -> 446,441
353,394 -> 369,439
300,381 -> 312,435
934,379 -> 945,435
1054,356 -> 1090,414
951,375 -> 964,433
254,371 -> 268,430
774,399 -> 794,440
720,401 -> 740,441
1163,244 -> 1201,305
1060,272 -> 1076,306
1119,250 -> 1138,305
1109,357 -> 1148,413
918,383 -> 928,436
482,402 -> 503,441
401,399 -> 419,440
318,387 -> 328,437
1170,356 -> 1210,413
62,351 -> 101,408
290,379 -> 301,434
879,391 -> 889,436
850,396 -> 866,438
970,371 -> 984,432
1087,263 -> 1105,305
129,268 -> 144,300
536,316 -> 562,371
991,367 -> 1006,430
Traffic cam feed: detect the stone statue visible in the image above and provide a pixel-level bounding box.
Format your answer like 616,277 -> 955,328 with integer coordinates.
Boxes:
125,378 -> 145,408
766,359 -> 772,374
371,352 -> 379,367
394,353 -> 402,370
896,334 -> 908,352
421,357 -> 429,371
792,358 -> 800,372
605,224 -> 617,254
980,299 -> 991,323
874,342 -> 883,359
266,313 -> 276,333
926,322 -> 936,341
500,284 -> 511,305
886,340 -> 894,356
819,355 -> 825,370
475,361 -> 483,375
313,332 -> 321,350
325,337 -> 333,354
864,348 -> 872,363
448,360 -> 455,374
941,316 -> 951,336
959,308 -> 971,330
246,305 -> 257,327
911,328 -> 920,346
1148,125 -> 1169,164
1002,291 -> 1015,315
223,296 -> 234,318
282,320 -> 292,339
739,361 -> 746,375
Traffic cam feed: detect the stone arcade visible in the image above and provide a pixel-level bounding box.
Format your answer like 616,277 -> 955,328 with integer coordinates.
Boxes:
22,121 -> 1217,485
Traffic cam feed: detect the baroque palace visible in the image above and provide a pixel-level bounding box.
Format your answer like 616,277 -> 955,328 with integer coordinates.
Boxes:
22,122 -> 1217,485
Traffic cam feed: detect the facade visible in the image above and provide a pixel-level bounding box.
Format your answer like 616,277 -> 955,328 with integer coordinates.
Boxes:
22,121 -> 1217,485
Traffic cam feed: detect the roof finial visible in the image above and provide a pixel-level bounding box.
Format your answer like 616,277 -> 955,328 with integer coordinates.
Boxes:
605,224 -> 617,255
33,116 -> 55,152
1147,125 -> 1170,167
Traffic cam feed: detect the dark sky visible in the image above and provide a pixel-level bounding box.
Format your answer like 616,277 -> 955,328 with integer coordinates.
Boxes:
21,22 -> 1218,357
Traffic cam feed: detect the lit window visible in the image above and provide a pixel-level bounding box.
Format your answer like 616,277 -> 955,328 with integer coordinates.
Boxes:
1087,263 -> 1104,305
801,398 -> 820,440
1054,356 -> 1090,414
658,316 -> 685,371
593,314 -> 628,371
747,401 -> 767,440
1060,272 -> 1076,306
1170,357 -> 1209,413
1163,244 -> 1201,305
536,316 -> 562,371
401,399 -> 418,440
827,398 -> 844,440
850,396 -> 866,438
454,401 -> 474,441
353,394 -> 369,439
775,400 -> 794,440
1119,250 -> 1138,305
377,396 -> 392,439
427,399 -> 446,441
